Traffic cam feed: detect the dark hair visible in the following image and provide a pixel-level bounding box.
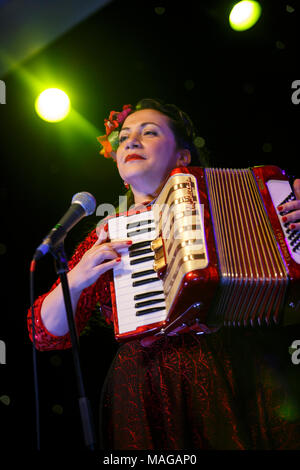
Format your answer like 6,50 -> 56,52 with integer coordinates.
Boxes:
132,98 -> 209,167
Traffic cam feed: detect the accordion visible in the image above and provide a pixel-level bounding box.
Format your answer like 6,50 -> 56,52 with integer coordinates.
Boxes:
107,165 -> 300,342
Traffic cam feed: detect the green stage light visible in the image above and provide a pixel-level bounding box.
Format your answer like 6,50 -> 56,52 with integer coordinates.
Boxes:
229,1 -> 262,31
35,88 -> 71,122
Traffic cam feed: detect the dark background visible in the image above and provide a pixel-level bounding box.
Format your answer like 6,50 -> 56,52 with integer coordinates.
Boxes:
0,0 -> 299,457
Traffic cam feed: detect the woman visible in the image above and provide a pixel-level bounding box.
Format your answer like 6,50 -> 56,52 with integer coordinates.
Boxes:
28,98 -> 300,450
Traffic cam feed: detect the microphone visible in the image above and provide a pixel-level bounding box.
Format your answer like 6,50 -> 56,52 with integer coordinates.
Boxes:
34,192 -> 96,260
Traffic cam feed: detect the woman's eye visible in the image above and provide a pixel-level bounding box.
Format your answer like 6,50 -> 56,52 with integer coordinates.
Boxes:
119,130 -> 157,142
144,130 -> 157,136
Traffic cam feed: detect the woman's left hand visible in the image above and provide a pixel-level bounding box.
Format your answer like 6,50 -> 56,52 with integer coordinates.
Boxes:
278,179 -> 300,231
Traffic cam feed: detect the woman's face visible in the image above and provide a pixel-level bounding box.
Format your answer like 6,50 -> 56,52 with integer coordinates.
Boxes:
116,109 -> 190,197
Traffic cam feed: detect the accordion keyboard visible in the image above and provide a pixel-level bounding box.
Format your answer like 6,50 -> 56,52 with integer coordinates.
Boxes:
108,210 -> 167,335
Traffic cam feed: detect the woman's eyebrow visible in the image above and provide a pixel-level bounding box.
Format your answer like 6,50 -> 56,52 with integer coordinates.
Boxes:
120,122 -> 161,132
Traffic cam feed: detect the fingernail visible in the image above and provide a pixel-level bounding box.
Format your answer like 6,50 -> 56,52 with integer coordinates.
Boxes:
290,224 -> 296,230
116,257 -> 121,262
282,216 -> 287,222
126,240 -> 133,245
277,205 -> 283,211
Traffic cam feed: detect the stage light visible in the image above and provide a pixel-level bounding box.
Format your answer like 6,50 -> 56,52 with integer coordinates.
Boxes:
35,88 -> 71,122
229,1 -> 262,31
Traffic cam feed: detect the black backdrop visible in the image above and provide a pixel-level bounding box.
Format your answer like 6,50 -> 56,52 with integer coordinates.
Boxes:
0,0 -> 299,457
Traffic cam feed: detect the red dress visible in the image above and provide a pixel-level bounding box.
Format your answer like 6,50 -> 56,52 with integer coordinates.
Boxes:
27,229 -> 300,450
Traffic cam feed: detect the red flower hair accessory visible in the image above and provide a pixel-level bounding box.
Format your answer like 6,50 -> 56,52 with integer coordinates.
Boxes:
97,104 -> 133,160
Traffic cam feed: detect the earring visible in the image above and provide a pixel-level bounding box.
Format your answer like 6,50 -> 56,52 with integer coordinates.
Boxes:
124,181 -> 130,189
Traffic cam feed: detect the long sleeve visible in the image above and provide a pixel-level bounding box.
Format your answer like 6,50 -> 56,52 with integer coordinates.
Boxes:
27,228 -> 113,351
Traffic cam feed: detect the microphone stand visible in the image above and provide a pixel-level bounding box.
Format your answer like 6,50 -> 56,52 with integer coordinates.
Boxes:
51,242 -> 96,451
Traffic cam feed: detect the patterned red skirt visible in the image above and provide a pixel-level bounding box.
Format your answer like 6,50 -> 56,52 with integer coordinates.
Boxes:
99,326 -> 300,450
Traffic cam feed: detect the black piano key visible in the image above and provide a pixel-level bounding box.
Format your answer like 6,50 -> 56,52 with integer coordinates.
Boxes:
135,298 -> 165,308
129,240 -> 151,251
127,219 -> 154,230
279,192 -> 295,206
288,229 -> 299,242
127,226 -> 155,237
134,290 -> 164,300
129,247 -> 153,258
131,269 -> 156,278
293,245 -> 300,252
130,255 -> 154,265
136,306 -> 166,316
288,232 -> 297,240
132,277 -> 159,287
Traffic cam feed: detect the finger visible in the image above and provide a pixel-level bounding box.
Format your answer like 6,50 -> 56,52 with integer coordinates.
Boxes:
94,237 -> 133,255
288,221 -> 300,231
93,240 -> 132,255
280,209 -> 300,225
91,247 -> 121,266
278,199 -> 300,214
293,179 -> 300,200
109,240 -> 133,249
91,241 -> 132,265
95,223 -> 109,245
94,238 -> 132,250
285,211 -> 300,223
93,256 -> 122,275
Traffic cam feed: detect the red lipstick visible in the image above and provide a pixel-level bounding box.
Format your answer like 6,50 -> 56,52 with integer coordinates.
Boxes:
125,154 -> 145,163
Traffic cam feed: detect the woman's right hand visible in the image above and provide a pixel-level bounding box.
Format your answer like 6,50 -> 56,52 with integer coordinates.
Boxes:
40,226 -> 132,337
68,227 -> 132,291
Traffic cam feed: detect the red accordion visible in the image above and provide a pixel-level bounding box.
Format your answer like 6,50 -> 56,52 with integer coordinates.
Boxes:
107,166 -> 300,342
